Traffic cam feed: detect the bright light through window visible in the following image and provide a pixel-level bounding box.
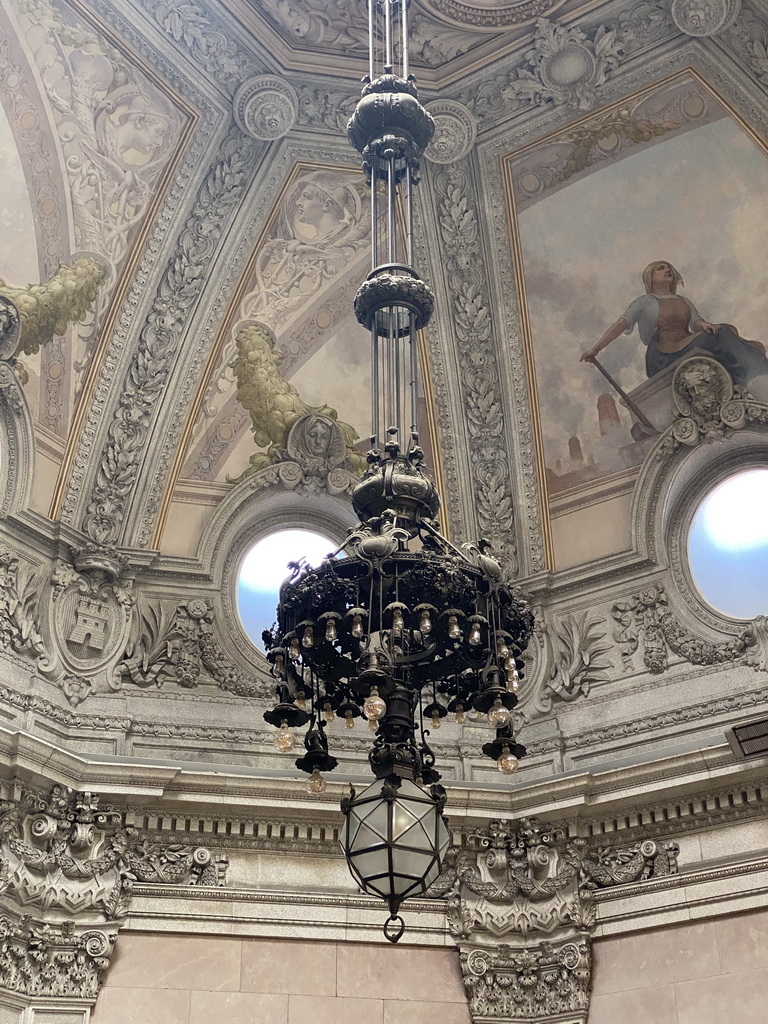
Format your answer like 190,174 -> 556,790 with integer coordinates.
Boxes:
237,529 -> 337,649
688,468 -> 768,619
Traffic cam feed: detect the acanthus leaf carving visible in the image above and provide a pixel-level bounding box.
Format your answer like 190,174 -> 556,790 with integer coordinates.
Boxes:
0,783 -> 226,1001
81,127 -> 258,547
0,549 -> 48,666
434,164 -> 518,575
144,0 -> 258,94
455,2 -> 670,123
724,6 -> 768,80
503,18 -> 624,111
521,612 -> 613,721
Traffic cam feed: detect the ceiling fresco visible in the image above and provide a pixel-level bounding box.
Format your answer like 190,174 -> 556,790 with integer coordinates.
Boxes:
0,0 -> 765,573
503,70 -> 768,567
0,0 -> 193,514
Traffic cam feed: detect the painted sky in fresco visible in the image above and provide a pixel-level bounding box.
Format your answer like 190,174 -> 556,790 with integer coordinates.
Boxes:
290,321 -> 371,440
0,105 -> 38,285
517,115 -> 768,477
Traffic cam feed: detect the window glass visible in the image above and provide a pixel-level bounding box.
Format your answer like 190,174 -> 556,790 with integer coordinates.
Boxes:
688,468 -> 768,619
237,529 -> 338,650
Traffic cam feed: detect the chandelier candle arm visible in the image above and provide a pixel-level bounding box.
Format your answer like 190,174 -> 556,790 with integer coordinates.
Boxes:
262,0 -> 535,943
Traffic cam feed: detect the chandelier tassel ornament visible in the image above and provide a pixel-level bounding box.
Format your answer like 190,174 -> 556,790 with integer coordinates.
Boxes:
263,0 -> 534,942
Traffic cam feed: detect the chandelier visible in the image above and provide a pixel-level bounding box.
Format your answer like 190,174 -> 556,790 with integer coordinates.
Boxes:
263,0 -> 534,942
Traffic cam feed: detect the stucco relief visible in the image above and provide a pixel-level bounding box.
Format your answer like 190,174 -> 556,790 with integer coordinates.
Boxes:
257,0 -> 474,67
0,782 -> 225,1004
234,75 -> 299,140
670,0 -> 741,36
79,125 -> 258,548
226,323 -> 365,484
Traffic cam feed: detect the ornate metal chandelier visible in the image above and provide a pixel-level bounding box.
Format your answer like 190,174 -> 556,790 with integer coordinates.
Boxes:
263,0 -> 534,941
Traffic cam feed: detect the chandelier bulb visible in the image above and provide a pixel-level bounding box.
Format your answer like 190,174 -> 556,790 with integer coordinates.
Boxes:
306,767 -> 327,795
295,695 -> 307,711
326,619 -> 338,643
431,712 -> 442,730
273,653 -> 285,676
369,717 -> 377,732
392,609 -> 405,634
274,720 -> 296,753
468,624 -> 482,646
455,707 -> 465,725
497,745 -> 520,776
323,704 -> 335,723
344,711 -> 355,729
302,625 -> 314,648
497,641 -> 510,659
448,615 -> 461,640
419,610 -> 432,634
363,686 -> 387,721
351,614 -> 364,638
487,698 -> 512,729
290,638 -> 300,660
506,667 -> 520,693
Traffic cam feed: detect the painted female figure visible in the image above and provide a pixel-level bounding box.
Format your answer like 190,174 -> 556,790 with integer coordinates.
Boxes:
580,261 -> 768,391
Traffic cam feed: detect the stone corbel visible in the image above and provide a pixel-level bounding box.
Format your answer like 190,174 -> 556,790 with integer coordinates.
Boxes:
0,782 -> 226,1017
427,816 -> 678,1024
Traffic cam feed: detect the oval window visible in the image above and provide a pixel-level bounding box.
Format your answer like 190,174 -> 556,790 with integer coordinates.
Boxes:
688,468 -> 768,619
237,529 -> 338,650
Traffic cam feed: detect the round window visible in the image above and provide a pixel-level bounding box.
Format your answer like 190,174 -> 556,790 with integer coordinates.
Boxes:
237,529 -> 338,650
688,468 -> 768,619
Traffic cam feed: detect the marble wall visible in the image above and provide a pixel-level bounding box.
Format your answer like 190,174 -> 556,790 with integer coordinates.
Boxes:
591,908 -> 768,1024
91,908 -> 768,1024
90,935 -> 471,1024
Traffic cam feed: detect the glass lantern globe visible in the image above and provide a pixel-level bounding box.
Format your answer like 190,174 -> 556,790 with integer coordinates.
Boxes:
340,778 -> 449,921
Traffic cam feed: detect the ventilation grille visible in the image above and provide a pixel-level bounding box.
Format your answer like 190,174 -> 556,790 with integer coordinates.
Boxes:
727,719 -> 768,759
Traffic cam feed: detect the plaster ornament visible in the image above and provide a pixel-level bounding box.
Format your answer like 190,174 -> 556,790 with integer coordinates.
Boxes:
422,0 -> 565,28
81,126 -> 258,546
0,297 -> 20,362
234,76 -> 299,140
425,100 -> 477,164
671,356 -> 744,445
670,0 -> 741,36
505,18 -> 624,110
49,553 -> 133,689
119,597 -> 271,698
227,323 -> 365,485
611,582 -> 751,674
0,784 -> 225,1002
0,362 -> 24,414
434,163 -> 518,575
518,612 -> 613,720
